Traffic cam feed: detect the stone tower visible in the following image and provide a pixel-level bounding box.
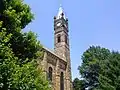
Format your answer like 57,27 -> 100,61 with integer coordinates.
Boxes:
41,5 -> 72,90
54,6 -> 72,90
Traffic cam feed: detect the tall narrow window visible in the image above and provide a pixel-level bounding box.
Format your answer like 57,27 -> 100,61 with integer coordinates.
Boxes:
60,72 -> 64,90
48,67 -> 53,81
57,35 -> 61,43
65,35 -> 67,44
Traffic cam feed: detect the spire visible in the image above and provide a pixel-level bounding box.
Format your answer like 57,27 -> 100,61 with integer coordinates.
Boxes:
57,4 -> 66,19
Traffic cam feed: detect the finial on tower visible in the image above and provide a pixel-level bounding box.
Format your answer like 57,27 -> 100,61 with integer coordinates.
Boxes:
59,0 -> 62,7
60,2 -> 62,7
56,2 -> 66,20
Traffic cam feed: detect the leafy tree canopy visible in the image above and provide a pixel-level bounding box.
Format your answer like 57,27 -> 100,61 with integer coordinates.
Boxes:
79,46 -> 110,89
73,78 -> 85,90
0,0 -> 51,90
79,46 -> 120,90
97,51 -> 120,90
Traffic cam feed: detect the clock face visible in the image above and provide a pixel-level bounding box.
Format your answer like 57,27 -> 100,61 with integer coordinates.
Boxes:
57,22 -> 61,26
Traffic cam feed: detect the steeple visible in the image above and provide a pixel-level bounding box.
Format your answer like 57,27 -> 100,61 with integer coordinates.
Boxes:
54,4 -> 69,59
56,5 -> 66,20
53,4 -> 73,90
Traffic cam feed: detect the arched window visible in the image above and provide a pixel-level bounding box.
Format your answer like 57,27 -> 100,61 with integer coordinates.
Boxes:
48,67 -> 53,81
60,72 -> 64,90
57,35 -> 61,43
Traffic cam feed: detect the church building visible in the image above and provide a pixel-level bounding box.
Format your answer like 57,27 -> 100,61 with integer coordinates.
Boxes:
41,6 -> 72,90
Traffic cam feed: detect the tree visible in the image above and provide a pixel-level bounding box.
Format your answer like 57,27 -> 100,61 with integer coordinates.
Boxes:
0,0 -> 51,90
96,51 -> 120,90
78,46 -> 110,89
0,0 -> 41,64
0,21 -> 16,89
79,46 -> 120,90
73,78 -> 85,90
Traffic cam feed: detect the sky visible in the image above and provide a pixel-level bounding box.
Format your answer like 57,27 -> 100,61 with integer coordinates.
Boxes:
24,0 -> 120,80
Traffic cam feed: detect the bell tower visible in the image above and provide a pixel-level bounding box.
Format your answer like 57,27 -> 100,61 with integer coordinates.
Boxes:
54,6 -> 72,90
54,6 -> 69,59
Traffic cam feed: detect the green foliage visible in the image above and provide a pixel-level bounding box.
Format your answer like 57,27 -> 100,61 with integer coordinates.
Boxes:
79,46 -> 120,90
11,31 -> 43,64
11,62 -> 50,90
79,46 -> 111,89
97,51 -> 120,90
0,0 -> 51,90
0,25 -> 15,89
73,78 -> 85,90
0,0 -> 33,30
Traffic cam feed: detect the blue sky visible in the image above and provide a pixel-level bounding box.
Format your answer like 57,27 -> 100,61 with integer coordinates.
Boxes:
24,0 -> 120,80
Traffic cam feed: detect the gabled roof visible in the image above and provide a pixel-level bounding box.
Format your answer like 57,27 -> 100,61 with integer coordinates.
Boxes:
43,46 -> 66,62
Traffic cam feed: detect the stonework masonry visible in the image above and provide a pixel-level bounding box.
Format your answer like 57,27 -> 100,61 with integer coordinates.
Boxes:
40,6 -> 72,90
